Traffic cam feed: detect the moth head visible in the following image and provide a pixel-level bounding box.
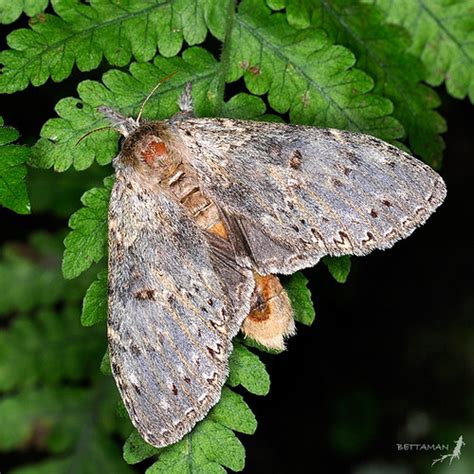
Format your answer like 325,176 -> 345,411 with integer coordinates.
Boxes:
116,123 -> 183,184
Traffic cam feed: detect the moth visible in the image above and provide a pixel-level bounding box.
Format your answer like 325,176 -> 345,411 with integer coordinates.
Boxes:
100,83 -> 446,448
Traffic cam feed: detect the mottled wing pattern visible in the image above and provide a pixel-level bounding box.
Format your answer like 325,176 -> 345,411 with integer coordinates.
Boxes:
108,176 -> 253,447
174,118 -> 446,275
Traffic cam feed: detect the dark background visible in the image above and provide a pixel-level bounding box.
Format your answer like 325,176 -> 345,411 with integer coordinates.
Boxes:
1,21 -> 473,474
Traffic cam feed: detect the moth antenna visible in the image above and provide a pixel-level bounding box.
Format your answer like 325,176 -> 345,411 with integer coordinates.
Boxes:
136,71 -> 177,124
76,125 -> 114,145
97,106 -> 138,137
179,82 -> 193,113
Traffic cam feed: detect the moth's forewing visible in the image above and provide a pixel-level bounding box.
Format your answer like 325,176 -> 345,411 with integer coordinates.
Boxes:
173,118 -> 446,274
107,159 -> 252,447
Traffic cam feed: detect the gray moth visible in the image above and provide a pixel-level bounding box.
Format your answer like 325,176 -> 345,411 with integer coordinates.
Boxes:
100,83 -> 446,448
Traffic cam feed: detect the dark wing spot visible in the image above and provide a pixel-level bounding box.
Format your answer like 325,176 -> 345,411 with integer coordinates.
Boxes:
387,161 -> 396,168
382,200 -> 392,207
130,342 -> 141,356
416,207 -> 426,216
184,376 -> 191,384
207,344 -> 223,359
132,383 -> 141,395
126,182 -> 133,190
385,229 -> 398,240
345,150 -> 361,165
289,150 -> 302,170
370,209 -> 378,218
172,384 -> 178,396
332,178 -> 344,188
334,231 -> 350,246
135,289 -> 156,300
145,342 -> 156,352
362,232 -> 375,245
343,166 -> 352,177
207,372 -> 219,385
210,319 -> 224,329
111,362 -> 121,377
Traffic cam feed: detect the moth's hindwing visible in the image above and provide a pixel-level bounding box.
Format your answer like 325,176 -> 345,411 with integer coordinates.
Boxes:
107,177 -> 253,447
174,118 -> 446,274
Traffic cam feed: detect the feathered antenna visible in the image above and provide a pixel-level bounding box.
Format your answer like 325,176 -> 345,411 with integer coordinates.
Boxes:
136,71 -> 177,124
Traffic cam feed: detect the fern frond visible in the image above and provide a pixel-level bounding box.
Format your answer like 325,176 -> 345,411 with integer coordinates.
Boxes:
0,116 -> 30,214
291,0 -> 447,167
229,0 -> 403,140
373,0 -> 474,102
0,0 -> 48,25
0,0 -> 227,93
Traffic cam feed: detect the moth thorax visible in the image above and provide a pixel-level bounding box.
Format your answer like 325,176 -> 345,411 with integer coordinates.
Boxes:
139,136 -> 168,166
131,133 -> 178,179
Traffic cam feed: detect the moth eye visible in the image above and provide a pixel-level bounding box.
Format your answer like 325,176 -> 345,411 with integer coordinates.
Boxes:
119,135 -> 126,147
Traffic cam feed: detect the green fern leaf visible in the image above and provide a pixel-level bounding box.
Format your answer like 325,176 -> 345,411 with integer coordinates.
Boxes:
62,176 -> 112,279
229,0 -> 403,140
227,342 -> 270,395
284,271 -> 315,325
0,307 -> 104,392
288,0 -> 447,167
123,429 -> 161,465
82,269 -> 108,326
208,386 -> 257,434
146,420 -> 245,473
0,0 -> 48,25
0,0 -> 228,94
323,255 -> 351,284
372,0 -> 474,102
0,116 -> 30,214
